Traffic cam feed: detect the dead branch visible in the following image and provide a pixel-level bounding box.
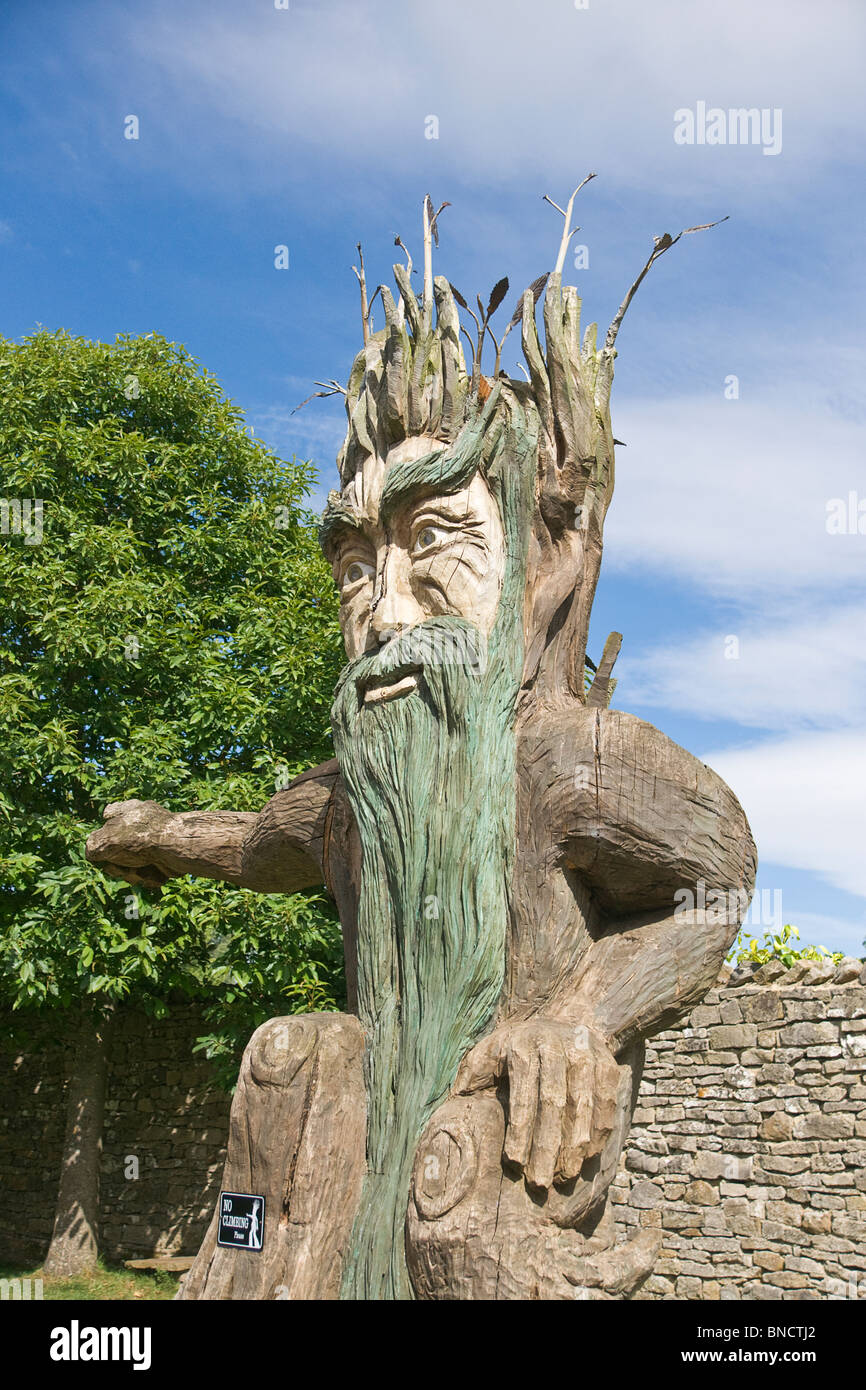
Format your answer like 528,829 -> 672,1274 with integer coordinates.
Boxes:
605,216 -> 729,352
291,380 -> 347,415
351,244 -> 371,346
543,173 -> 596,276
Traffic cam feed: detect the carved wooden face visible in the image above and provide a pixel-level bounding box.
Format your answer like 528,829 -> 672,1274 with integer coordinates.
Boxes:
330,436 -> 506,688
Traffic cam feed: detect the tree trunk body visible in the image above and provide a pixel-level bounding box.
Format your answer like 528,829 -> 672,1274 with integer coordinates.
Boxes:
178,1013 -> 367,1300
43,1004 -> 113,1278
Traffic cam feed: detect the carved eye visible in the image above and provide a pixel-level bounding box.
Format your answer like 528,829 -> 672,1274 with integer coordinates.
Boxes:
413,525 -> 442,555
341,559 -> 374,590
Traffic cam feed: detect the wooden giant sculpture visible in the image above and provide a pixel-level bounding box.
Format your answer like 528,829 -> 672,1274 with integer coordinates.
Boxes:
87,186 -> 755,1300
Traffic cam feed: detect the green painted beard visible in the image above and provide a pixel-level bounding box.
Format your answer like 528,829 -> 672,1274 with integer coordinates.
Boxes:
332,612 -> 520,1300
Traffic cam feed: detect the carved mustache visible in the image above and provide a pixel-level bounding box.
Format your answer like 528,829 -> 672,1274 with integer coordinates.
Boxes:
351,621 -> 489,696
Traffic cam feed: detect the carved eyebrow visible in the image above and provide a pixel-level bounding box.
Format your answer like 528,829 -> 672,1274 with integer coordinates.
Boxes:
406,493 -> 480,523
380,445 -> 479,525
318,497 -> 366,560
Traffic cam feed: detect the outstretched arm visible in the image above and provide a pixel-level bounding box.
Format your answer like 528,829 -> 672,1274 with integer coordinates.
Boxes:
85,759 -> 341,893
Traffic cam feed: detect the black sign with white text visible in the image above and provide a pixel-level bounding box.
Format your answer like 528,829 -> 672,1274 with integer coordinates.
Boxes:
217,1191 -> 265,1251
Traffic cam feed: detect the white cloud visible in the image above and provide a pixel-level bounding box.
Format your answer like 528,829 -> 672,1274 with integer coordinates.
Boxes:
605,394 -> 866,597
701,731 -> 866,900
121,0 -> 866,199
620,602 -> 866,729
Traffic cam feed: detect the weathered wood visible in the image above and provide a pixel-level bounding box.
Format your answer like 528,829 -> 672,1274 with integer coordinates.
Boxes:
87,194 -> 751,1300
177,1014 -> 366,1301
406,1038 -> 657,1299
85,763 -> 338,893
585,630 -> 621,708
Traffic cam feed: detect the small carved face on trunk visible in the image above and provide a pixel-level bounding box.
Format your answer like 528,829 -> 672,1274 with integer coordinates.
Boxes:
327,435 -> 506,689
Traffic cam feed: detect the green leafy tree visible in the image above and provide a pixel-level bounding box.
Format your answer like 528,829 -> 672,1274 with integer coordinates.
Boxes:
0,328 -> 345,1275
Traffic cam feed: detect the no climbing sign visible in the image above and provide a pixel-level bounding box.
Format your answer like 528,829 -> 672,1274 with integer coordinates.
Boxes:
217,1191 -> 265,1251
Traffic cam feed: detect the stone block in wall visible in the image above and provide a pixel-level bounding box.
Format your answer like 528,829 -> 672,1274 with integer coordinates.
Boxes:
693,1153 -> 753,1182
741,992 -> 784,1023
707,1024 -> 758,1048
760,1111 -> 794,1141
780,1021 -> 838,1046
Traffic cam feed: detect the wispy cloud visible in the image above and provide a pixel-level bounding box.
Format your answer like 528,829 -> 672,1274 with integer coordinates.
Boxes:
249,400 -> 345,489
620,602 -> 866,730
702,731 -> 866,900
117,0 -> 866,199
605,394 -> 866,598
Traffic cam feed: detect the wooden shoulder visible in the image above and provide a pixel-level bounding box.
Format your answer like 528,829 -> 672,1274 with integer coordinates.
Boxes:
240,759 -> 342,892
518,705 -> 756,916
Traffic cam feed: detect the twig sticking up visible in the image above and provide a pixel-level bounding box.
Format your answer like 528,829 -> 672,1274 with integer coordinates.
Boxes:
352,244 -> 371,346
394,235 -> 413,280
605,216 -> 729,352
422,197 -> 433,322
492,273 -> 550,376
543,173 -> 597,276
393,235 -> 413,326
291,380 -> 347,415
422,195 -> 451,324
428,199 -> 450,248
448,278 -> 509,394
447,282 -> 482,376
585,631 -> 622,709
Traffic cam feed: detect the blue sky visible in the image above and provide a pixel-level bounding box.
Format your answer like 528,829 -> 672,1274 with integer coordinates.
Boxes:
2,0 -> 864,953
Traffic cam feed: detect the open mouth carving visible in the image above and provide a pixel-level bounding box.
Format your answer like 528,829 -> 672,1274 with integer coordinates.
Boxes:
360,665 -> 422,706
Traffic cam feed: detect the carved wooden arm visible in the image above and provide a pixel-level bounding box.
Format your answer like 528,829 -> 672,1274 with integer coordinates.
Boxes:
85,760 -> 341,894
516,705 -> 757,1052
553,904 -> 742,1054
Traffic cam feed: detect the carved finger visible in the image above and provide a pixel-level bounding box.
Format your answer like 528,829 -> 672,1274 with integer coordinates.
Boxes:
502,1037 -> 540,1170
560,1050 -> 594,1176
588,1050 -> 620,1154
454,1029 -> 506,1095
526,1039 -> 567,1190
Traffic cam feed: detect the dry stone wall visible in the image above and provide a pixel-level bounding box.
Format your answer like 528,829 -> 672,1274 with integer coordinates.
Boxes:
0,1004 -> 229,1264
2,958 -> 864,1297
612,957 -> 866,1300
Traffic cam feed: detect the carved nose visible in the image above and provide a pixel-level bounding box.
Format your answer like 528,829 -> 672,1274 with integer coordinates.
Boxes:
369,553 -> 425,645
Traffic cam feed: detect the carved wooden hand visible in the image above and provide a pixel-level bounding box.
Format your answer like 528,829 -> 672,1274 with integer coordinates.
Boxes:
454,1017 -> 620,1189
85,760 -> 340,895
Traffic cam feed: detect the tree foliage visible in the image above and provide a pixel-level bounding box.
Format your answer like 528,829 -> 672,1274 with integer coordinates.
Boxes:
0,328 -> 346,1078
729,923 -> 844,969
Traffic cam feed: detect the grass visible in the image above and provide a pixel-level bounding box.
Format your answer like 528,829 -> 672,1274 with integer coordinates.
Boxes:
0,1259 -> 180,1301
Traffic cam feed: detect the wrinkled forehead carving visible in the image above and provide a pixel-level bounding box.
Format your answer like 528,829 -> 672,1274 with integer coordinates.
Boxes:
320,387 -> 515,563
321,436 -> 451,553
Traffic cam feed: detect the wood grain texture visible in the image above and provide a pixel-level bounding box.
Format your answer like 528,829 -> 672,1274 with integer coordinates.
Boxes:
177,1013 -> 366,1301
89,258 -> 757,1300
406,1039 -> 660,1299
85,763 -> 339,894
240,759 -> 339,890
